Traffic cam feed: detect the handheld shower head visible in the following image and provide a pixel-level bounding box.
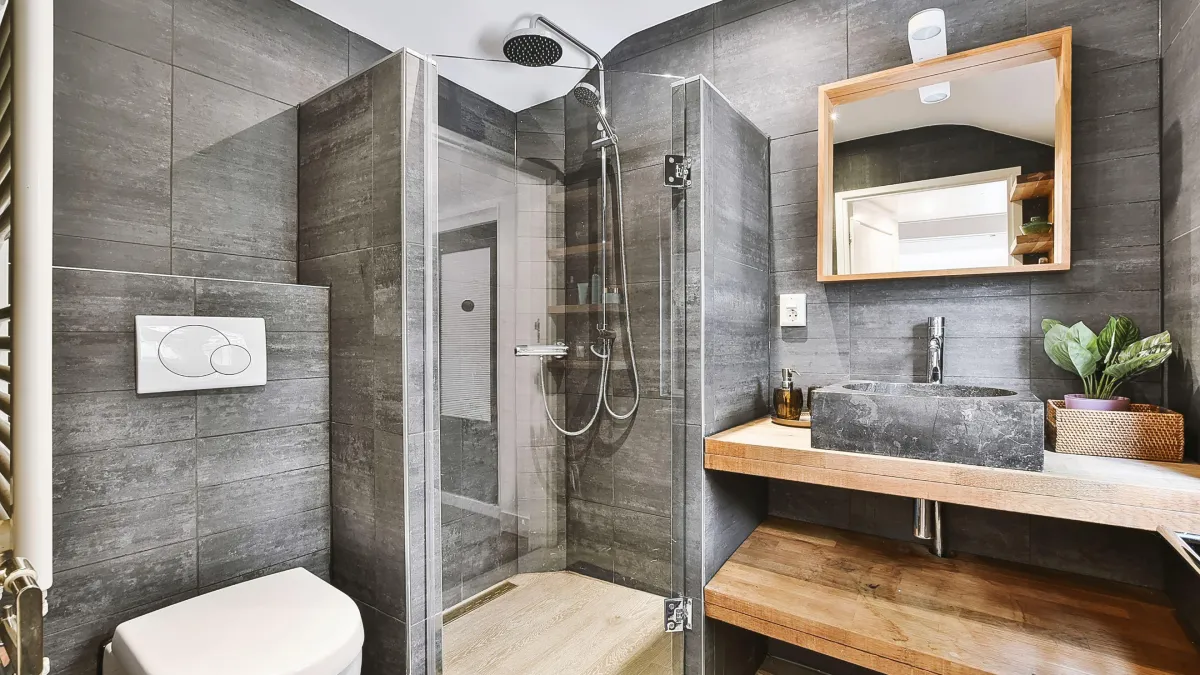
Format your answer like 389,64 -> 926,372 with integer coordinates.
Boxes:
573,81 -> 617,145
572,82 -> 601,109
502,22 -> 564,67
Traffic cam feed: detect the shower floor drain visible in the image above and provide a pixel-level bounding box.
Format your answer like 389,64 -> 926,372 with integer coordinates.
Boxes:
444,580 -> 518,625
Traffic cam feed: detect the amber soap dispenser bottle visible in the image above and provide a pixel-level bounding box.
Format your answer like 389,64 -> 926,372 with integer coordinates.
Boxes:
773,368 -> 803,421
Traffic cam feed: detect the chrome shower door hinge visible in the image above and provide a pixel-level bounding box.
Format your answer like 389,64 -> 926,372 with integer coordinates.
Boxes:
664,155 -> 692,189
664,597 -> 692,632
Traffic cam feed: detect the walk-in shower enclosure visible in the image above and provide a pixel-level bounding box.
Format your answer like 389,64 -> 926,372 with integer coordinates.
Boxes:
298,45 -> 771,674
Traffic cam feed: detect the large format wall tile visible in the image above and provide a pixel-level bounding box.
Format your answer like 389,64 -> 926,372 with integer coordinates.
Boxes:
54,0 -> 174,62
52,332 -> 137,395
712,0 -> 846,138
53,267 -> 193,333
174,0 -> 348,105
198,466 -> 330,535
53,390 -> 197,455
46,541 -> 198,635
54,440 -> 196,513
196,378 -> 330,436
171,249 -> 297,284
1164,0 -> 1200,457
172,70 -> 298,263
298,74 -> 375,259
196,423 -> 330,486
195,278 -> 329,332
54,491 -> 197,571
350,35 -> 391,77
1027,0 -> 1160,73
197,507 -> 331,586
1165,0 -> 1200,53
53,235 -> 172,276
54,29 -> 172,251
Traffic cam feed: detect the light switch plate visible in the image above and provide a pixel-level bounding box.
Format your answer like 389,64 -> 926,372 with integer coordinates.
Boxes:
136,316 -> 267,394
780,294 -> 807,327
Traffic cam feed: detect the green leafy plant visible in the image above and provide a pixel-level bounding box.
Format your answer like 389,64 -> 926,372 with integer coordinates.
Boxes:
1041,316 -> 1172,400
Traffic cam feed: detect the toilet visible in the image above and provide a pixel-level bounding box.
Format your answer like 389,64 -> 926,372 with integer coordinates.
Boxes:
102,568 -> 363,675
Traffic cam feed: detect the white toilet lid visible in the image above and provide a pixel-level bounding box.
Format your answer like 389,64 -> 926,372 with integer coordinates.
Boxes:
111,568 -> 364,675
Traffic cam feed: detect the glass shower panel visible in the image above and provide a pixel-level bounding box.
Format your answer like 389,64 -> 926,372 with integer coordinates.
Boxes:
432,54 -> 687,675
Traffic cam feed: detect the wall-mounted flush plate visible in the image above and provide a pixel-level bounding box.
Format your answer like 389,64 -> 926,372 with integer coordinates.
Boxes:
135,316 -> 267,394
780,294 -> 807,327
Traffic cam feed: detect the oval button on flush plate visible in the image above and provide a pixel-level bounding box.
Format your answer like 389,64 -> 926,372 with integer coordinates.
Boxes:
211,343 -> 252,375
158,325 -> 232,377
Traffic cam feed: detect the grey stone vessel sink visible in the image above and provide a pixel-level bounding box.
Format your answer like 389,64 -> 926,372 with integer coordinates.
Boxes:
810,381 -> 1045,472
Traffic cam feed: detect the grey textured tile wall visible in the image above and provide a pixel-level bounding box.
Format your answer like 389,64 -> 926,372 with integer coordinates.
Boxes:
1165,0 -> 1200,53
1164,0 -> 1200,458
50,0 -> 387,672
53,440 -> 196,513
54,0 -> 173,62
170,250 -> 298,284
54,236 -> 172,276
196,423 -> 329,486
54,29 -> 172,253
173,0 -> 347,105
350,35 -> 392,77
712,0 -> 846,139
171,70 -> 298,268
54,0 -> 378,279
197,507 -> 331,586
49,268 -> 331,675
297,49 -> 435,672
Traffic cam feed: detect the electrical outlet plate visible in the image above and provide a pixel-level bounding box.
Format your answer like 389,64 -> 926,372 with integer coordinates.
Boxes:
780,294 -> 807,327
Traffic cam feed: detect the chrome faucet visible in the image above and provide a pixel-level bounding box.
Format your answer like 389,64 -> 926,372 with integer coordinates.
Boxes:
927,316 -> 945,384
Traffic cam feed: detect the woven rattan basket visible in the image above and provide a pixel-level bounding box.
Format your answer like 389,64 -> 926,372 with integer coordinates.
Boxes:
1046,400 -> 1184,462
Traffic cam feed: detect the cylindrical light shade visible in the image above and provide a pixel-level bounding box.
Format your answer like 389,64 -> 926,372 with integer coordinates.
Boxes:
919,81 -> 952,104
908,9 -> 948,63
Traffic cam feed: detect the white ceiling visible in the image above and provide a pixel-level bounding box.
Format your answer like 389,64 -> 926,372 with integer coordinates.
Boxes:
291,0 -> 720,112
833,60 -> 1058,146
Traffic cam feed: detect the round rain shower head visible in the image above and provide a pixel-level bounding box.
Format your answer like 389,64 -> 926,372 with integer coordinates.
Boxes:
502,27 -> 564,67
573,82 -> 601,109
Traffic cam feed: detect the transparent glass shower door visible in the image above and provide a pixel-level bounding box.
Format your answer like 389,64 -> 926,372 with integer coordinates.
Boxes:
430,54 -> 688,675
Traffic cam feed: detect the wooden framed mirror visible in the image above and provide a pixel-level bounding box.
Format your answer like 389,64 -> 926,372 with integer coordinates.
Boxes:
816,28 -> 1072,282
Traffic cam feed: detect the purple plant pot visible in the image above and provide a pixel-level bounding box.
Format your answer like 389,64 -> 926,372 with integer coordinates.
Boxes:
1064,394 -> 1131,412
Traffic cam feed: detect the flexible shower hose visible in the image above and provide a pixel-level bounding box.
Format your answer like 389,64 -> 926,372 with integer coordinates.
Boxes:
537,141 -> 641,435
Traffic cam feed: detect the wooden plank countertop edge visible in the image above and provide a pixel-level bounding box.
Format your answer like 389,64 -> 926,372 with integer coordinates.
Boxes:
705,417 -> 1200,532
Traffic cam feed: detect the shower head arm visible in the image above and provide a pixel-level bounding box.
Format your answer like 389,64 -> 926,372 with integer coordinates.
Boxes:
531,14 -> 606,110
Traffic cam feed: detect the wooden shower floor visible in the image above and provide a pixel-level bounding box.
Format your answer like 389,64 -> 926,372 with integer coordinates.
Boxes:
443,571 -> 675,675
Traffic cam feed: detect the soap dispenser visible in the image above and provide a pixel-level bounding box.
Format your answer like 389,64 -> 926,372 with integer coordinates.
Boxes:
773,368 -> 803,421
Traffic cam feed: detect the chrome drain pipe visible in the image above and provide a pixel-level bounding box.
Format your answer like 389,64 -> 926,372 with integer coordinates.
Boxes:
914,498 -> 946,557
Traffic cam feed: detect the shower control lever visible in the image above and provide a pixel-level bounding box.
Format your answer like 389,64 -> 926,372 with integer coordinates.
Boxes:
515,343 -> 569,359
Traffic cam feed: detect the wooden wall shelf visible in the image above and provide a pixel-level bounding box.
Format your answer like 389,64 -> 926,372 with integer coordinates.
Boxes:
706,519 -> 1200,674
547,242 -> 610,260
1010,232 -> 1053,255
1009,177 -> 1055,202
546,303 -> 617,315
705,417 -> 1200,532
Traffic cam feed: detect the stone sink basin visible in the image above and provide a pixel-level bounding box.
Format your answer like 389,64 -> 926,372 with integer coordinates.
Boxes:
809,381 -> 1045,472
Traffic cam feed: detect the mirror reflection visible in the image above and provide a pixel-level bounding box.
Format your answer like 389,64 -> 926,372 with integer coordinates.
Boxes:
831,59 -> 1058,276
